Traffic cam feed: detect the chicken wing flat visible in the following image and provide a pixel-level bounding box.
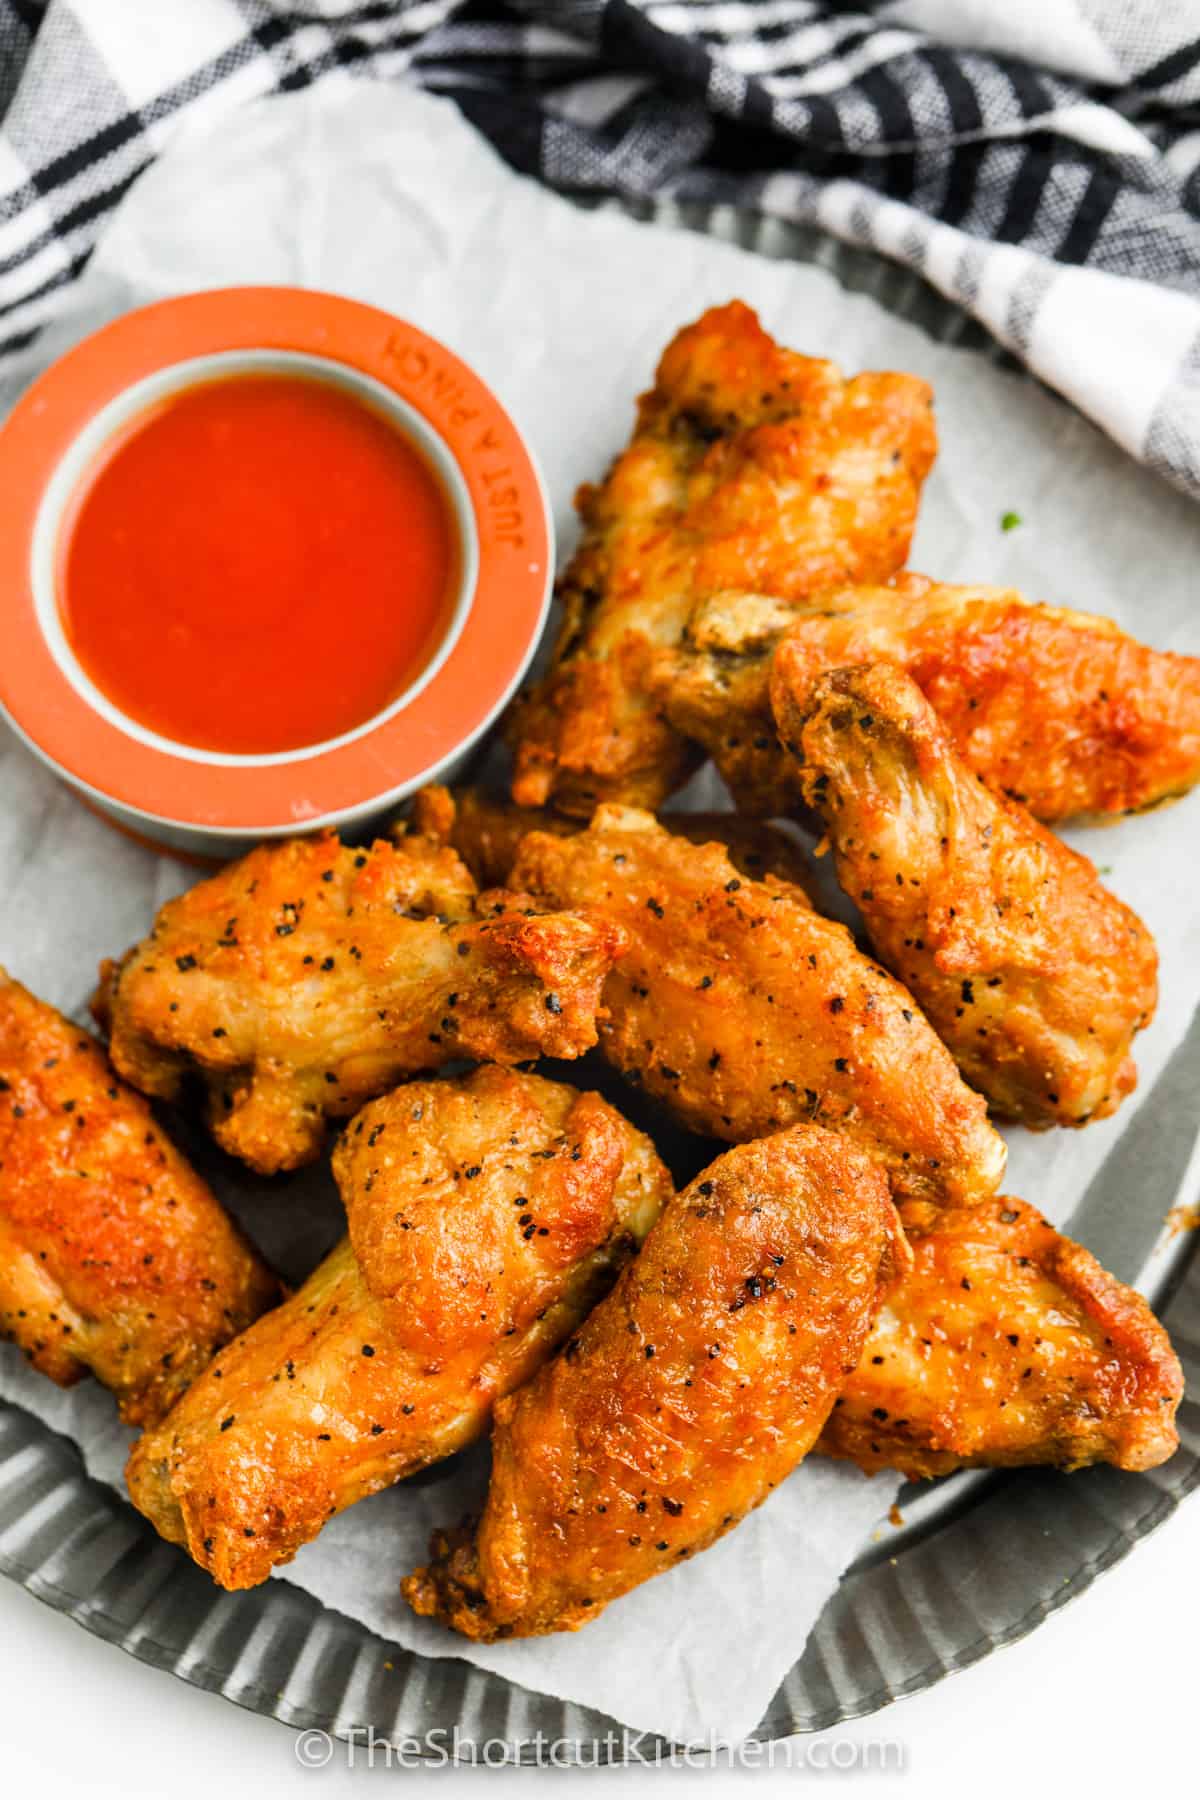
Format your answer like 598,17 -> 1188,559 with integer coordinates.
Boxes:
655,574 -> 1200,823
406,783 -> 817,895
779,664 -> 1158,1127
0,969 -> 277,1425
509,807 -> 1005,1206
97,831 -> 626,1175
505,301 -> 937,816
819,1195 -> 1182,1476
126,1066 -> 672,1588
404,1124 -> 906,1639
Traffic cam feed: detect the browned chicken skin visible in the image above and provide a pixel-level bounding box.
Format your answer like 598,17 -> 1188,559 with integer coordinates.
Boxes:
655,574 -> 1200,822
777,664 -> 1158,1127
819,1195 -> 1182,1476
126,1067 -> 672,1589
0,969 -> 277,1425
406,783 -> 817,896
97,832 -> 626,1175
651,585 -> 815,817
509,806 -> 1005,1206
505,301 -> 936,816
404,1124 -> 907,1639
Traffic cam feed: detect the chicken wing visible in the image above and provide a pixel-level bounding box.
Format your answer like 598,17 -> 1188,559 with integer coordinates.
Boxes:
126,1066 -> 672,1589
656,574 -> 1200,822
505,301 -> 936,816
509,807 -> 1005,1206
818,1194 -> 1182,1475
0,969 -> 277,1425
96,831 -> 626,1175
776,663 -> 1158,1127
404,1124 -> 906,1639
405,783 -> 817,895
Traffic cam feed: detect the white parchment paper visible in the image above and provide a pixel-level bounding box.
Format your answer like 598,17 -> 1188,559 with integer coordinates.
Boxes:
2,82 -> 1199,1747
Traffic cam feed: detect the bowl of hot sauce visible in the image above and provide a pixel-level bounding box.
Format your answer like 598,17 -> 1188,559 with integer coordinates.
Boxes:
0,287 -> 552,856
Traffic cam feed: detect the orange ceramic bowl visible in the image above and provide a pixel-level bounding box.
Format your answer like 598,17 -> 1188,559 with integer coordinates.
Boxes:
0,287 -> 552,858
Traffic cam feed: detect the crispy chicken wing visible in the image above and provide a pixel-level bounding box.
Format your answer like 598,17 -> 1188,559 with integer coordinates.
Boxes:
505,301 -> 936,816
406,783 -> 817,895
97,832 -> 626,1175
777,663 -> 1158,1127
0,969 -> 277,1425
404,1124 -> 906,1639
656,574 -> 1200,822
819,1195 -> 1182,1475
509,807 -> 1005,1206
126,1067 -> 672,1588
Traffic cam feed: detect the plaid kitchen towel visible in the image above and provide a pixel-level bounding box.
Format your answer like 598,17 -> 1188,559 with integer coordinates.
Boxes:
2,1 -> 1200,496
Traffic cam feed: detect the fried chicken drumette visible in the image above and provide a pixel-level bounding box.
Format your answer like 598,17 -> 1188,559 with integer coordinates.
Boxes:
655,574 -> 1200,822
96,831 -> 626,1175
126,1067 -> 672,1589
405,783 -> 817,895
819,1195 -> 1182,1475
404,1124 -> 907,1639
0,970 -> 277,1425
509,806 -> 1005,1207
506,300 -> 936,816
777,664 -> 1158,1128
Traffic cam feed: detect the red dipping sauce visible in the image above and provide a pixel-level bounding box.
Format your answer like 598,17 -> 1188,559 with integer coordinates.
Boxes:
56,372 -> 461,756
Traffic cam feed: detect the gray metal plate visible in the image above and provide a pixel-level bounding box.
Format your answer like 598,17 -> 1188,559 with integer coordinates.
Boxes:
1,207 -> 1197,1757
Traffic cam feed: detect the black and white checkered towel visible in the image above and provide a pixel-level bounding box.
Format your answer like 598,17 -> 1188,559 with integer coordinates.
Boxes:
3,2 -> 1200,495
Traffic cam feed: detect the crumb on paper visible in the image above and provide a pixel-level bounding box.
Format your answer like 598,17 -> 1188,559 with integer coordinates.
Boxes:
1000,509 -> 1022,531
888,1502 -> 905,1528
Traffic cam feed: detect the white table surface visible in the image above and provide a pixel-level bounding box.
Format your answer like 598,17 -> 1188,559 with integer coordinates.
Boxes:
0,1494 -> 1190,1794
